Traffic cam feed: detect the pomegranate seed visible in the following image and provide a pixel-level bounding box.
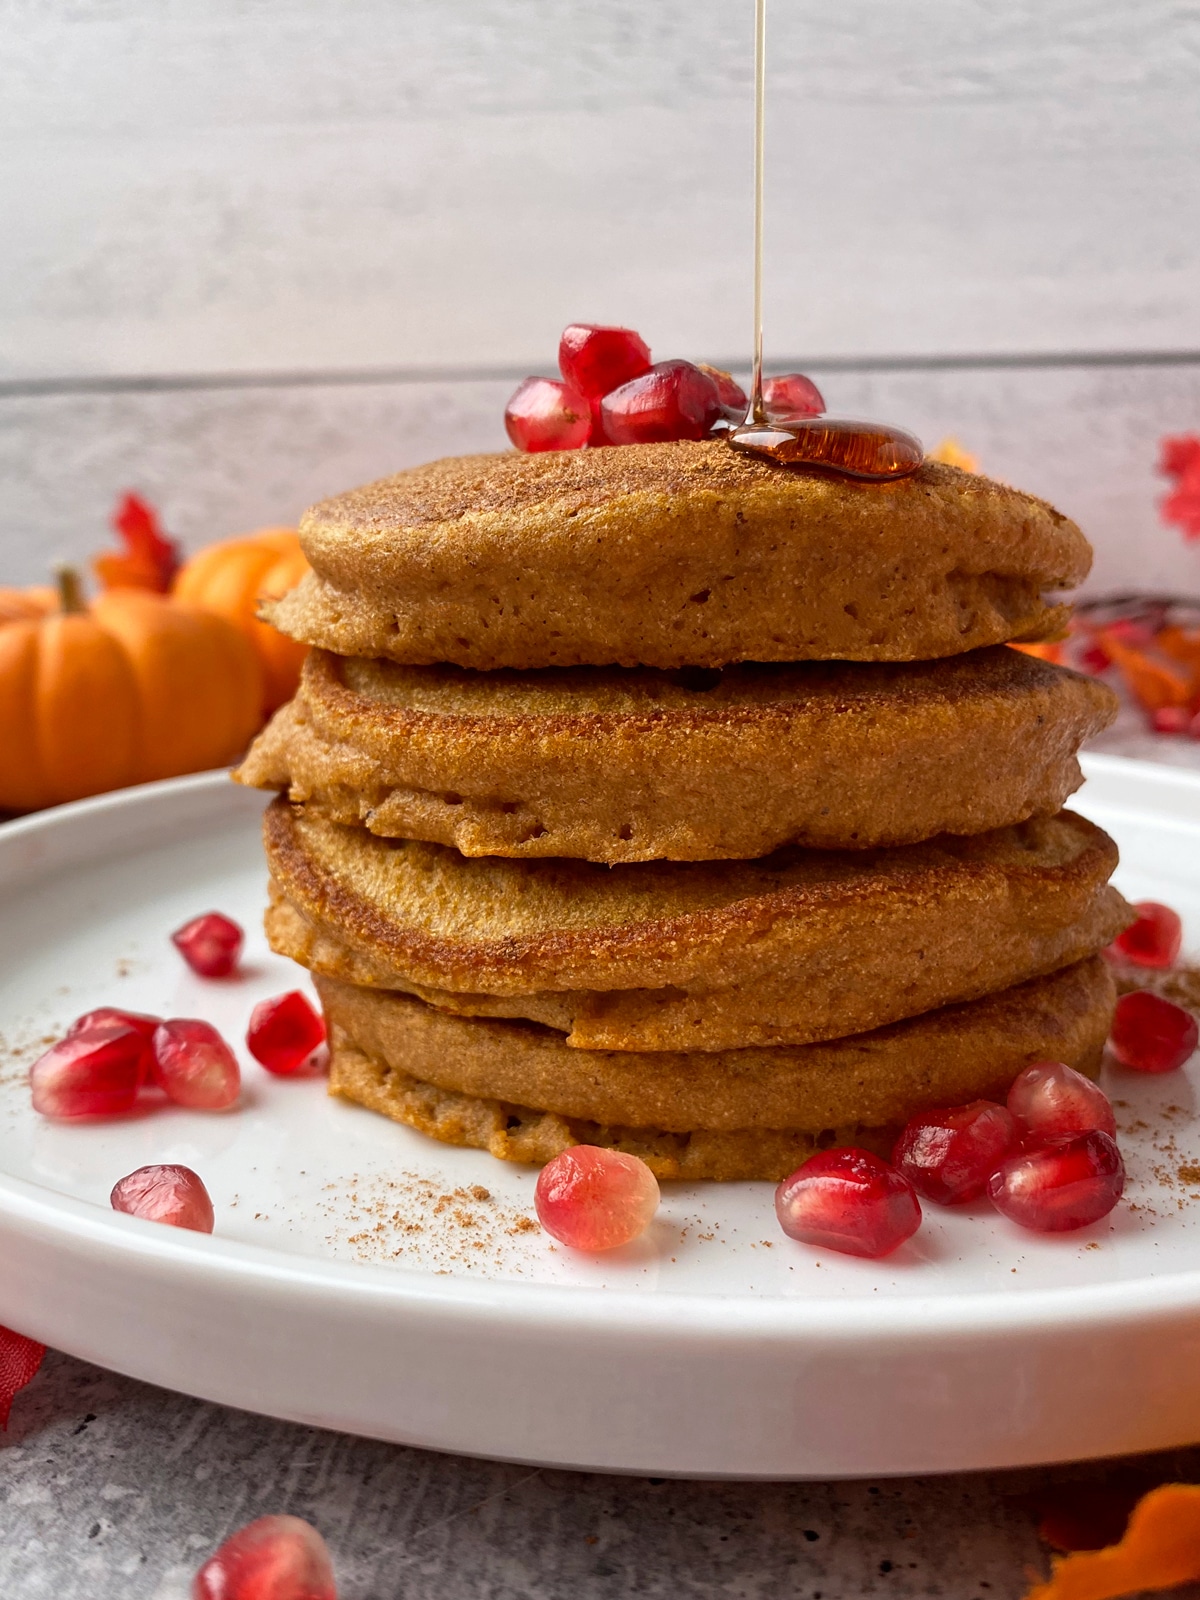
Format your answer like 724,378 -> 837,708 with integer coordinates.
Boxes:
67,1005 -> 160,1083
762,371 -> 825,420
892,1100 -> 1019,1205
68,1005 -> 160,1041
504,376 -> 590,453
1079,643 -> 1111,674
534,1146 -> 660,1251
247,991 -> 326,1075
1007,1060 -> 1116,1141
559,324 -> 653,447
30,1024 -> 147,1119
1107,901 -> 1184,969
111,1164 -> 215,1233
172,912 -> 244,978
697,363 -> 748,415
153,1019 -> 241,1109
988,1131 -> 1125,1232
558,324 -> 651,400
600,359 -> 724,445
1109,990 -> 1198,1073
1152,706 -> 1190,735
193,1515 -> 337,1600
775,1148 -> 921,1258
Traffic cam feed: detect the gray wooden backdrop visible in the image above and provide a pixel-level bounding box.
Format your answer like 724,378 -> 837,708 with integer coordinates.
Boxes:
2,0 -> 1199,594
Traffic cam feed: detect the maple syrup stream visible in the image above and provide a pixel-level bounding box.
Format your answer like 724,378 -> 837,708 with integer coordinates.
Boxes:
729,0 -> 922,481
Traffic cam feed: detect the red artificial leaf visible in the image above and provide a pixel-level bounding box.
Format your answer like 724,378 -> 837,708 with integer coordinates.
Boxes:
0,1325 -> 45,1428
93,492 -> 182,593
1158,435 -> 1200,543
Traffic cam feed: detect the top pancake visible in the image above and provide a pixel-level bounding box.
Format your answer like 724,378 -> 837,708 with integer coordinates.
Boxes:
268,443 -> 1091,670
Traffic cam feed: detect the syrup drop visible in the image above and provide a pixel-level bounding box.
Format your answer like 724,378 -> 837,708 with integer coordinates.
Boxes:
729,417 -> 924,481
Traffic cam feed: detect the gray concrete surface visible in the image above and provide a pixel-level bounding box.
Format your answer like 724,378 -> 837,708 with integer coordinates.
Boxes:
5,1349 -> 1200,1599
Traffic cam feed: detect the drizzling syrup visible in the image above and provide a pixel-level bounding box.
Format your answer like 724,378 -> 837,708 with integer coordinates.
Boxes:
731,0 -> 922,483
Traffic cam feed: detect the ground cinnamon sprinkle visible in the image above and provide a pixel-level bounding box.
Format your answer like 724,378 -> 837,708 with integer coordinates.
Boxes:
1112,960 -> 1200,1013
317,1170 -> 541,1272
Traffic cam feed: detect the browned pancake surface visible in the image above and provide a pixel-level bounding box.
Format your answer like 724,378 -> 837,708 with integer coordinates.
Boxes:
321,958 -> 1114,1175
265,800 -> 1127,1048
236,646 -> 1118,860
268,444 -> 1090,669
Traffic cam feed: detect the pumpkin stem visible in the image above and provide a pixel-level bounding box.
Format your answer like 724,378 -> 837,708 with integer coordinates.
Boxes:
55,565 -> 86,615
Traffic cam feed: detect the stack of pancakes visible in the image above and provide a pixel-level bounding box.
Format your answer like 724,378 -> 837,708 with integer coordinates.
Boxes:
237,441 -> 1128,1181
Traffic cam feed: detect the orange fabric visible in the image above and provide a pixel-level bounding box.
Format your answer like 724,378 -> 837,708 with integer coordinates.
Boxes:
1026,1484 -> 1200,1600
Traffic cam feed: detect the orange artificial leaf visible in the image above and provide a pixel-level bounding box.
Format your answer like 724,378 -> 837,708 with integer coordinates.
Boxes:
93,492 -> 182,594
1011,641 -> 1066,664
1025,1483 -> 1200,1600
1099,630 -> 1193,713
1156,627 -> 1200,688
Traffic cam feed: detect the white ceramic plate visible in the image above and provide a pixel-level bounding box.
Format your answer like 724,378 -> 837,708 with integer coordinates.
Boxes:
0,756 -> 1199,1479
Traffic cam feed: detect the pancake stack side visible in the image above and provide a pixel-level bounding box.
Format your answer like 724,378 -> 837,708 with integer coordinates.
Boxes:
237,440 -> 1127,1180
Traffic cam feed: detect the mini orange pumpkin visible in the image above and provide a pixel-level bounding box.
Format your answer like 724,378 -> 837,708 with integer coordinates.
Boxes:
174,529 -> 309,714
0,570 -> 263,813
0,585 -> 57,627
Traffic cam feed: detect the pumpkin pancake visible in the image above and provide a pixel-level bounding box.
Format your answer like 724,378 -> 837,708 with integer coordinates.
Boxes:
266,443 -> 1090,670
237,646 -> 1117,861
265,800 -> 1128,1049
320,957 -> 1115,1180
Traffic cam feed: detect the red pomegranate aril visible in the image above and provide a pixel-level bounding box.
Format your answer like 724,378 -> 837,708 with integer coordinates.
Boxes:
987,1131 -> 1125,1232
247,991 -> 326,1076
775,1148 -> 921,1258
697,363 -> 749,415
1107,901 -> 1184,970
558,324 -> 651,400
1109,990 -> 1199,1073
68,1005 -> 160,1041
111,1164 -> 215,1233
153,1019 -> 241,1109
67,1006 -> 161,1084
1007,1060 -> 1116,1142
504,376 -> 590,453
892,1100 -> 1019,1205
192,1514 -> 337,1600
172,912 -> 244,978
30,1024 -> 147,1119
600,359 -> 725,445
762,371 -> 825,420
534,1146 -> 660,1251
